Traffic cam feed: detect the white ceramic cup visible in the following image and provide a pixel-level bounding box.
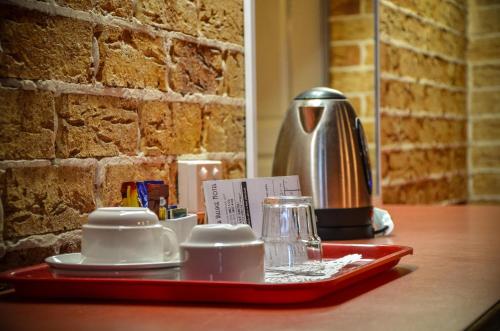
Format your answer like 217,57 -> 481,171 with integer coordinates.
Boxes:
82,207 -> 179,264
180,224 -> 264,282
161,214 -> 198,244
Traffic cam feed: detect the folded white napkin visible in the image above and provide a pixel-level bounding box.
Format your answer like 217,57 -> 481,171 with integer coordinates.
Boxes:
373,207 -> 394,236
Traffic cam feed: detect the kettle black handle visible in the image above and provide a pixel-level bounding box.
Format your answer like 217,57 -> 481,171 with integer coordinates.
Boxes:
355,118 -> 373,195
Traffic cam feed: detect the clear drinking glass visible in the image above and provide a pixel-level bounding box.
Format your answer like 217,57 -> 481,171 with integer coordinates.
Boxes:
261,196 -> 322,268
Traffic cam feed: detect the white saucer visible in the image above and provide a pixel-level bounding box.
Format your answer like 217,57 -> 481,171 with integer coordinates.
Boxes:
45,253 -> 181,271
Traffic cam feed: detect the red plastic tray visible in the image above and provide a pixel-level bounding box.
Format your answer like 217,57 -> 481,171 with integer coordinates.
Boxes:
0,243 -> 412,304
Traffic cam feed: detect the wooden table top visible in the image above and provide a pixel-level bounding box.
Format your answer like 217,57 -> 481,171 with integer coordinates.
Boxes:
1,205 -> 499,331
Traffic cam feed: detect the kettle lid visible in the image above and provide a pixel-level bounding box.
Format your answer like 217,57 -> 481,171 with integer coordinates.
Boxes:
294,87 -> 346,100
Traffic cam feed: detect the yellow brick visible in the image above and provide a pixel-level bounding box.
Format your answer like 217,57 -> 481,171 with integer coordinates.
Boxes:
381,115 -> 466,145
361,0 -> 373,13
380,114 -> 400,145
453,0 -> 466,7
381,151 -> 389,178
96,25 -> 166,90
348,95 -> 362,113
3,163 -> 96,239
473,173 -> 500,195
470,7 -> 500,35
473,65 -> 500,87
202,104 -> 245,152
56,94 -> 139,158
363,43 -> 374,65
365,93 -> 375,117
331,0 -> 360,16
388,0 -> 465,32
224,51 -> 245,98
199,0 -> 243,45
383,147 -> 466,183
0,5 -> 92,83
468,36 -> 500,62
472,118 -> 500,141
139,101 -> 202,156
331,45 -> 361,66
0,89 -> 55,160
362,120 -> 375,143
169,39 -> 223,95
471,90 -> 500,115
380,4 -> 466,59
382,175 -> 467,204
472,146 -> 500,168
381,79 -> 414,111
331,70 -> 374,93
368,147 -> 376,171
476,0 -> 500,5
97,0 -> 134,18
381,78 -> 466,115
221,158 -> 246,179
331,16 -> 374,41
381,42 -> 466,87
55,0 -> 93,10
135,0 -> 196,35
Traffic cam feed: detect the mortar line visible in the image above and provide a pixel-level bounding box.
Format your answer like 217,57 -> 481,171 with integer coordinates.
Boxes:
360,93 -> 367,118
178,152 -> 246,161
476,3 -> 500,9
328,13 -> 373,21
360,39 -> 367,65
2,0 -> 244,53
469,140 -> 500,147
438,198 -> 468,205
444,0 -> 467,11
381,170 -> 467,187
331,39 -> 375,46
0,78 -> 246,107
0,152 -> 245,169
344,92 -> 374,98
470,85 -> 500,92
381,107 -> 467,120
330,66 -> 374,73
380,73 -> 467,92
381,0 -> 464,36
470,32 -> 500,39
4,229 -> 83,250
380,37 -> 466,65
381,142 -> 467,152
469,59 -> 500,66
471,168 -> 500,174
469,195 -> 500,202
469,113 -> 500,120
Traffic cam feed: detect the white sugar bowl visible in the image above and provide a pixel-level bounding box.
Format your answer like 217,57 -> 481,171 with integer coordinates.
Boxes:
180,224 -> 264,282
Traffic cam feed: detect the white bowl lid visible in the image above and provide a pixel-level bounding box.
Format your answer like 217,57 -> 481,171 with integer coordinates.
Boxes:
87,207 -> 159,226
182,224 -> 261,247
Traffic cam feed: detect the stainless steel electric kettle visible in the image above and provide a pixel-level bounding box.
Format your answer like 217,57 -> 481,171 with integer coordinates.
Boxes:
272,87 -> 373,240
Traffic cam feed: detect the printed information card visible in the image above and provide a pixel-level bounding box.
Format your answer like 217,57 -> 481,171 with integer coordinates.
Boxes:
202,176 -> 301,236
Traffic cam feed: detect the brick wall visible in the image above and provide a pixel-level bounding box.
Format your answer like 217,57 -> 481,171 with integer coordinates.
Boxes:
379,0 -> 468,203
329,0 -> 376,177
468,0 -> 500,203
0,0 -> 245,269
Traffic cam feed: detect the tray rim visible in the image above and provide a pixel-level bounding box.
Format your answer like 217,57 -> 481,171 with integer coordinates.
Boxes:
1,243 -> 413,289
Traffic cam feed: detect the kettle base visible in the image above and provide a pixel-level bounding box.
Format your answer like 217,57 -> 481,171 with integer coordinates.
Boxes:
317,224 -> 374,240
315,206 -> 374,240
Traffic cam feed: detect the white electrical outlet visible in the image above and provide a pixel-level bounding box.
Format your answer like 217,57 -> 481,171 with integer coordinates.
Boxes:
178,160 -> 222,213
